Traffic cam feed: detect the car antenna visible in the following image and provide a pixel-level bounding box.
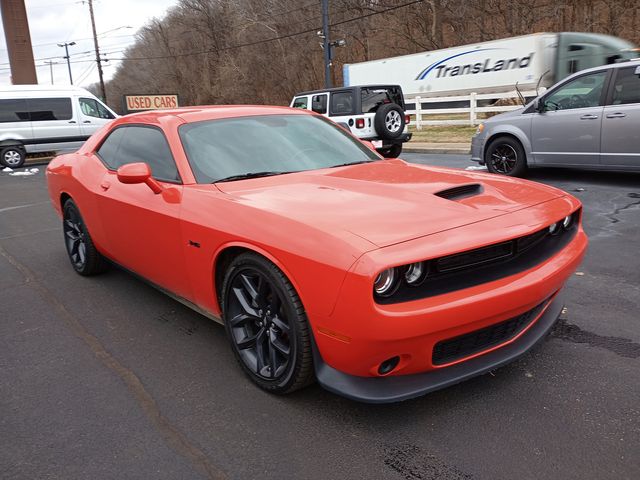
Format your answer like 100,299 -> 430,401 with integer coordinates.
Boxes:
536,70 -> 550,97
514,81 -> 526,106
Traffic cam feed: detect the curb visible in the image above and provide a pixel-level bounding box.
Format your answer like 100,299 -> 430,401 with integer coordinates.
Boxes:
403,146 -> 471,155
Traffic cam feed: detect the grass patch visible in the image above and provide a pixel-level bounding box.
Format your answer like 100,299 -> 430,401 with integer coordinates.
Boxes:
408,125 -> 476,143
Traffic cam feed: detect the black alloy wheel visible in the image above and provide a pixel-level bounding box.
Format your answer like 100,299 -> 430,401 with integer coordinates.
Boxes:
222,253 -> 313,394
62,199 -> 108,275
485,136 -> 527,177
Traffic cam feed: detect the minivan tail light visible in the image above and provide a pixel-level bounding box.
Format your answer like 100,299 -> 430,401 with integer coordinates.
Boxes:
405,114 -> 410,124
355,118 -> 365,128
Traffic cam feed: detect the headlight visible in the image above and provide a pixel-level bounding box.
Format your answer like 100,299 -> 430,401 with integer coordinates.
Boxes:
548,222 -> 561,235
562,215 -> 572,229
476,123 -> 484,134
374,268 -> 398,297
405,262 -> 427,286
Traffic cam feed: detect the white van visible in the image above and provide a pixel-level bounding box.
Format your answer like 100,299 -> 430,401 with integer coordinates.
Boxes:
0,85 -> 117,168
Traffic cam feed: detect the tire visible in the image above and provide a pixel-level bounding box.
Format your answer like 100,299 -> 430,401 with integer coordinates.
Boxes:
222,252 -> 314,394
0,145 -> 26,169
378,143 -> 402,158
62,199 -> 108,276
374,103 -> 405,140
485,136 -> 527,177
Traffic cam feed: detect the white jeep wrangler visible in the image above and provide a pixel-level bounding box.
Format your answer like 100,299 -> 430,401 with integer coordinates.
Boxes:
290,84 -> 412,158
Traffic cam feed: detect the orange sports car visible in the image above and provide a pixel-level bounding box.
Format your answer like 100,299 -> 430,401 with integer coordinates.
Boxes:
46,106 -> 587,403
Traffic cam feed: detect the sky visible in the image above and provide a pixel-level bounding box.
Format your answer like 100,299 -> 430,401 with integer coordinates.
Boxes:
0,0 -> 178,87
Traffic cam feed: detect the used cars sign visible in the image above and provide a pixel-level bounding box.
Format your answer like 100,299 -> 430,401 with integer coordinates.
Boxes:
123,94 -> 179,113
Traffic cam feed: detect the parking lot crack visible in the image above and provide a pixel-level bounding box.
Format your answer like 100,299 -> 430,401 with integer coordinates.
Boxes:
551,319 -> 640,359
0,245 -> 227,480
605,194 -> 640,225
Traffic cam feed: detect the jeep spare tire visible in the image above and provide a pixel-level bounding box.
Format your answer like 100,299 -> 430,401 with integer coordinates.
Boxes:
374,103 -> 405,140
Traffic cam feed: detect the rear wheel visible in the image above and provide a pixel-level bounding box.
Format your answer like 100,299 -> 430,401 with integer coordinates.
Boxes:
379,143 -> 402,158
0,146 -> 26,169
62,199 -> 108,276
485,136 -> 527,177
222,253 -> 314,394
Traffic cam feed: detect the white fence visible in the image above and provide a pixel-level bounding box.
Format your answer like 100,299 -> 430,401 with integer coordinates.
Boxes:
405,90 -> 543,128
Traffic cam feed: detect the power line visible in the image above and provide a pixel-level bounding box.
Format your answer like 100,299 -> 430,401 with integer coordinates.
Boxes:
110,0 -> 423,63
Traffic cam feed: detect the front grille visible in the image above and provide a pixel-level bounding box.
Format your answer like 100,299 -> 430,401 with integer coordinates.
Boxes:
375,208 -> 581,304
432,298 -> 550,365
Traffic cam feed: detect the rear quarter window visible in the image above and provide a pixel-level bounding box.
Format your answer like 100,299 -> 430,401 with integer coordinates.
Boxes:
0,98 -> 30,122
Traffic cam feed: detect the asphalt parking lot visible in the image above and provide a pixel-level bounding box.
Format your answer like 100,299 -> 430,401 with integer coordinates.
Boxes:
1,154 -> 639,480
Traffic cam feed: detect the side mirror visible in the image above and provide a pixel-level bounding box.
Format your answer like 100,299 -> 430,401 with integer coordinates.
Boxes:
116,162 -> 163,194
635,65 -> 640,76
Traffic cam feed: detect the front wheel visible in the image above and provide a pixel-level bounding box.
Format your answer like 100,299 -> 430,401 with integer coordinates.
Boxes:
222,253 -> 314,394
485,136 -> 527,177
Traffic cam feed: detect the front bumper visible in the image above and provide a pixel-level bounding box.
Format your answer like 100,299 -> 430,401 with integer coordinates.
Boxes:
314,291 -> 564,403
470,134 -> 485,163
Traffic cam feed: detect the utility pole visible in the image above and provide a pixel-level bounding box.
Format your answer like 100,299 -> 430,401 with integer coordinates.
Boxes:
44,60 -> 58,84
87,0 -> 107,102
321,0 -> 331,88
57,41 -> 76,84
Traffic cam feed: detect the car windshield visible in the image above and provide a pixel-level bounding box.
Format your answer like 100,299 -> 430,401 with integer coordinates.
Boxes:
179,114 -> 380,183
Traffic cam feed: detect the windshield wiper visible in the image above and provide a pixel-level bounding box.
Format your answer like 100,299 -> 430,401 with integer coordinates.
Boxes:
328,160 -> 374,168
213,171 -> 287,183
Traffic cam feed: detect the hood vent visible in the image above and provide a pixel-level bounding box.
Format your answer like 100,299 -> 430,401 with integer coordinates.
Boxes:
434,183 -> 483,201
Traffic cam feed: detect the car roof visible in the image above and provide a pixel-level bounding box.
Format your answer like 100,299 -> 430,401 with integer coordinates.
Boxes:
121,105 -> 309,123
567,59 -> 640,78
0,85 -> 93,94
294,84 -> 402,96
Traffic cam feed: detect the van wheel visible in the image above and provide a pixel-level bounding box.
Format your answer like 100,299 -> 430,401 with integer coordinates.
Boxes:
1,146 -> 26,169
485,136 -> 527,177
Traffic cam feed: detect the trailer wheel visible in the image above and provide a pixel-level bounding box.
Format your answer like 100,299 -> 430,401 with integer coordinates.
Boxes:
485,136 -> 527,177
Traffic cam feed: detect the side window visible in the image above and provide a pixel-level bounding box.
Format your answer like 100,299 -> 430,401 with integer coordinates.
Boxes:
107,126 -> 180,182
28,97 -> 73,121
311,94 -> 327,114
329,91 -> 354,116
292,97 -> 308,109
543,71 -> 607,111
611,67 -> 640,105
96,127 -> 127,168
79,97 -> 115,119
0,98 -> 30,122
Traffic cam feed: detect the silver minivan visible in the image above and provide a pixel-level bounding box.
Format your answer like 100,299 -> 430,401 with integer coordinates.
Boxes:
0,85 -> 117,168
471,60 -> 640,176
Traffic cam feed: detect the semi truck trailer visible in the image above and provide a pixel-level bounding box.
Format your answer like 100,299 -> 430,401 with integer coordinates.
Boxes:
343,32 -> 639,98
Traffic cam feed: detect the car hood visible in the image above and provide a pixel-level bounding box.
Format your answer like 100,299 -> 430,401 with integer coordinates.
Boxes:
215,160 -> 565,248
487,107 -> 526,122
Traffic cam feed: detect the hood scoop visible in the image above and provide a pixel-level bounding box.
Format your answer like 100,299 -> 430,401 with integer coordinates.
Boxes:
434,183 -> 484,201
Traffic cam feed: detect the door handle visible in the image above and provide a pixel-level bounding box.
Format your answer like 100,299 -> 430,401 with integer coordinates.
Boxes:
606,112 -> 627,118
83,120 -> 92,124
68,120 -> 77,124
580,114 -> 599,120
100,181 -> 110,191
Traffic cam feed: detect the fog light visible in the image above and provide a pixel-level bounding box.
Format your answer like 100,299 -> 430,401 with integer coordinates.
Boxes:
562,215 -> 572,229
378,356 -> 400,375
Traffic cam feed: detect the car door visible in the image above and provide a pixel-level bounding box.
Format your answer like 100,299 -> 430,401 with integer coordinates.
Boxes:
530,70 -> 609,167
77,96 -> 116,136
93,125 -> 192,300
601,66 -> 640,168
27,96 -> 83,153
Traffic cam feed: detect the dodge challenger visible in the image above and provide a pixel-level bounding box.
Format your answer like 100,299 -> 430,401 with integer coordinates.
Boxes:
46,106 -> 587,403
